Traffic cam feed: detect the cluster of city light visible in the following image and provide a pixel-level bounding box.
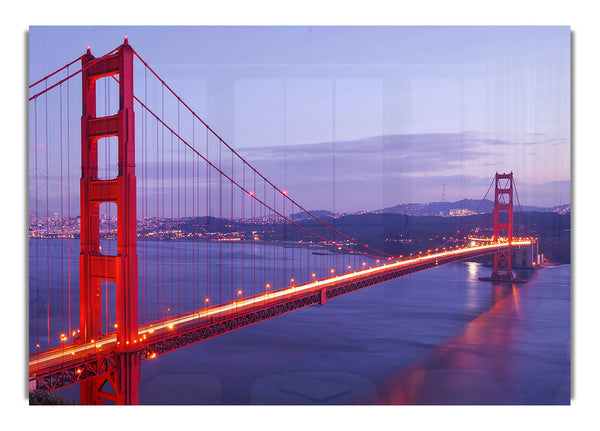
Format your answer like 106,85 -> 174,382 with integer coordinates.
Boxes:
30,237 -> 533,372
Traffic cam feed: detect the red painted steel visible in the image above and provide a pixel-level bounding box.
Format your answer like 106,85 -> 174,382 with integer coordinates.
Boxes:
491,172 -> 514,280
79,39 -> 139,405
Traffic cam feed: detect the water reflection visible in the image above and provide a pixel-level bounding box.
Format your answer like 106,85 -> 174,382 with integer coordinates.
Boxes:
465,262 -> 479,312
373,283 -> 522,404
466,261 -> 479,281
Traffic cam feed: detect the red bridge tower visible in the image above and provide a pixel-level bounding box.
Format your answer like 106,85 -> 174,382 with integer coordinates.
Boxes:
479,172 -> 523,283
79,39 -> 139,404
492,172 -> 514,280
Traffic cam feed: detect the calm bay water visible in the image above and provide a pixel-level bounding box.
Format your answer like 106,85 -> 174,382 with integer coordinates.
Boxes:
29,239 -> 571,405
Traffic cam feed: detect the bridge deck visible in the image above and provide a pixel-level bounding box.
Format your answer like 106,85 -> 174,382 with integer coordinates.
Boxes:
29,241 -> 531,391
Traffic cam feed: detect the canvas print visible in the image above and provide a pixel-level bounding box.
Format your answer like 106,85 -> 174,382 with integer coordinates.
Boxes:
28,26 -> 570,405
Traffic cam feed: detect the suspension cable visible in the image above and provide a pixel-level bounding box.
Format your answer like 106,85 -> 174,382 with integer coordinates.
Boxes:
29,54 -> 84,89
131,48 -> 395,259
29,44 -> 121,101
439,176 -> 496,249
133,96 -> 387,260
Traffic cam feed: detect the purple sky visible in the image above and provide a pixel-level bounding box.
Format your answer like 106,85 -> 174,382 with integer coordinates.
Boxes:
29,26 -> 570,215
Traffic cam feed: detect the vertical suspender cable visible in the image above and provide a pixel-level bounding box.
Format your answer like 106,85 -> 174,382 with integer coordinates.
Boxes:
170,132 -> 174,314
194,123 -> 206,304
199,122 -> 202,309
161,85 -> 165,321
45,82 -> 50,347
66,67 -> 72,341
34,97 -> 39,349
183,105 -> 188,313
242,163 -> 245,296
60,83 -> 64,335
277,188 -> 281,288
252,171 -> 256,295
156,107 -> 160,321
231,152 -> 234,302
219,138 -> 223,305
143,64 -> 148,324
207,128 -> 210,306
177,100 -> 181,314
192,114 -> 195,311
183,109 -> 188,313
260,182 -> 264,296
294,203 -> 298,284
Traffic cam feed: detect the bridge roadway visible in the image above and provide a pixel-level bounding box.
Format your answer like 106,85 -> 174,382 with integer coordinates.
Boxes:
29,240 -> 532,391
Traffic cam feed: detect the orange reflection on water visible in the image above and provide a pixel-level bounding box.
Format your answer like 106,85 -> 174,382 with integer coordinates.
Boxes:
373,283 -> 522,404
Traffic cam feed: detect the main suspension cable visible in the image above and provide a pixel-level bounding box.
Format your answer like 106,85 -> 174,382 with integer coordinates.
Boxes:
29,44 -> 121,101
29,54 -> 84,89
133,95 -> 387,260
439,176 -> 496,249
131,48 -> 395,259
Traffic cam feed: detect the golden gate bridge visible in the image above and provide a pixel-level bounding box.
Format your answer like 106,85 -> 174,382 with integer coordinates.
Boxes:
28,39 -> 537,404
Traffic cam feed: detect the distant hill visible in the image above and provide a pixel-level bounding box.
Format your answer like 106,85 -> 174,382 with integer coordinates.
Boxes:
374,200 -> 570,217
377,199 -> 493,216
290,201 -> 569,219
290,210 -> 335,220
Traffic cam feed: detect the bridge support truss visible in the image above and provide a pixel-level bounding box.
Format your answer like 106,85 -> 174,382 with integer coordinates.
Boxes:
79,39 -> 140,404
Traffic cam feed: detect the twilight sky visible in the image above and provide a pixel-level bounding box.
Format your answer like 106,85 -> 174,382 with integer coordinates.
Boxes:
29,26 -> 570,214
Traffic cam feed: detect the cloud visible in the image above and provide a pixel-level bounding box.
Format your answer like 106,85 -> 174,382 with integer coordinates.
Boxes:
237,132 -> 508,180
229,132 -> 570,211
242,132 -> 487,159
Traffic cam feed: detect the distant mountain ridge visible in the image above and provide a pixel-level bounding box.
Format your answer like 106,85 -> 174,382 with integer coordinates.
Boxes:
291,200 -> 570,219
290,210 -> 335,220
376,200 -> 570,216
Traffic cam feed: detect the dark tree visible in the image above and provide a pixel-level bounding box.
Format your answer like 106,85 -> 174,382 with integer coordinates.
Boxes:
29,390 -> 74,405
